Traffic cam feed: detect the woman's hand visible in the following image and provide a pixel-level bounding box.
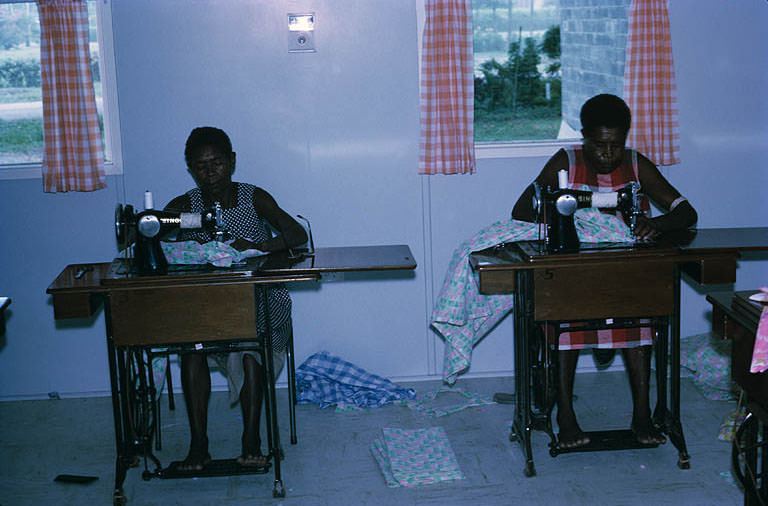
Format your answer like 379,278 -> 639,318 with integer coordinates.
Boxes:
230,238 -> 262,252
632,215 -> 662,240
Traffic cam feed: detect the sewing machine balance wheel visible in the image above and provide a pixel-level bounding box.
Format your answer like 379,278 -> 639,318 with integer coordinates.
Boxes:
114,203 -> 135,250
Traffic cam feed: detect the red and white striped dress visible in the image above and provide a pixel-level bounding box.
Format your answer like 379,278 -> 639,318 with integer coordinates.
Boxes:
555,145 -> 653,350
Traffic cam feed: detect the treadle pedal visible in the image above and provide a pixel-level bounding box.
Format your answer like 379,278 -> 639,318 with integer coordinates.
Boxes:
552,429 -> 660,455
493,392 -> 516,404
157,458 -> 271,479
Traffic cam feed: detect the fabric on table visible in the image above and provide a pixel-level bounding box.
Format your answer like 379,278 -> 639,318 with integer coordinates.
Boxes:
296,351 -> 416,409
431,208 -> 634,384
750,287 -> 768,373
371,427 -> 465,487
161,240 -> 266,268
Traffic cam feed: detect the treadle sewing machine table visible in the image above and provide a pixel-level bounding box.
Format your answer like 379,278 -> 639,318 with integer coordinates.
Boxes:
469,227 -> 768,477
708,290 -> 767,506
46,245 -> 416,504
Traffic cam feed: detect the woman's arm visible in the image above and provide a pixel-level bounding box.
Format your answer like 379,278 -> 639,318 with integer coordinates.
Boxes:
231,187 -> 307,252
634,153 -> 698,238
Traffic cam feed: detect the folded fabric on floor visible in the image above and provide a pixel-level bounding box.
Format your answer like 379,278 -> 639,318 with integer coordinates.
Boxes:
161,240 -> 267,268
371,427 -> 465,488
296,351 -> 416,409
431,208 -> 634,384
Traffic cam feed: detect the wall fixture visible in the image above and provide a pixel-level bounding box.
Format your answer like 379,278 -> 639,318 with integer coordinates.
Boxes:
288,13 -> 316,53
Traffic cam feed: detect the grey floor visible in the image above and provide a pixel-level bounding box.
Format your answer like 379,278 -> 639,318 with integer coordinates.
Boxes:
0,372 -> 745,506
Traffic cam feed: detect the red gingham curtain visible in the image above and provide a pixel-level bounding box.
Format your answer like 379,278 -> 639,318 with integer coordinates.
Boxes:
623,0 -> 680,166
38,0 -> 105,192
419,0 -> 475,175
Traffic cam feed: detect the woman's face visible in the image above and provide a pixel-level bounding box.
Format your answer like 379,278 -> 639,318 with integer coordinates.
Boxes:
187,145 -> 234,192
582,126 -> 626,174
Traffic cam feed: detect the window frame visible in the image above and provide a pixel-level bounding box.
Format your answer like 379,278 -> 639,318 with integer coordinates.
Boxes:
416,0 -> 579,161
0,0 -> 123,180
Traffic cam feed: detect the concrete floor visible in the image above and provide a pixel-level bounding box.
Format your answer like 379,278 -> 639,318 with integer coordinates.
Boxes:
0,372 -> 745,506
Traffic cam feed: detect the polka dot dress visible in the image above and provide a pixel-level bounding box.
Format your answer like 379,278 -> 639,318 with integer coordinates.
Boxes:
182,182 -> 292,352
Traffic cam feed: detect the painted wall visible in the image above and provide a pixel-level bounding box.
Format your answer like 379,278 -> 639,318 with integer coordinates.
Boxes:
0,0 -> 765,399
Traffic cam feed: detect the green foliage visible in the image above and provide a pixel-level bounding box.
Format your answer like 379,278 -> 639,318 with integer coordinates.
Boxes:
540,25 -> 560,75
474,105 -> 560,142
0,58 -> 40,88
0,118 -> 43,154
475,36 -> 546,110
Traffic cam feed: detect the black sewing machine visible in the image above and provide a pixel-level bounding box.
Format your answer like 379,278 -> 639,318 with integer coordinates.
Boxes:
114,194 -> 228,276
531,170 -> 643,253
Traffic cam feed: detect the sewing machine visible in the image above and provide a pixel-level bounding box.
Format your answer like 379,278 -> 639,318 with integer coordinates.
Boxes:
531,169 -> 643,253
114,192 -> 228,275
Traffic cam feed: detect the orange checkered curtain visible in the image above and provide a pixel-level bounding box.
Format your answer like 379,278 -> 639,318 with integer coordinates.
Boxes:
419,0 -> 475,175
623,0 -> 680,166
38,0 -> 105,192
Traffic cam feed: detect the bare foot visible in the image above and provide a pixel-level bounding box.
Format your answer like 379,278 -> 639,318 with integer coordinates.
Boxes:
557,412 -> 591,449
177,438 -> 211,472
236,451 -> 270,468
632,420 -> 666,445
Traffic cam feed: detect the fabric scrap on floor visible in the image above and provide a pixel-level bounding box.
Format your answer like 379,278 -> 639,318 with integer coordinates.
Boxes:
680,333 -> 737,400
403,385 -> 495,418
296,351 -> 416,409
371,427 -> 465,488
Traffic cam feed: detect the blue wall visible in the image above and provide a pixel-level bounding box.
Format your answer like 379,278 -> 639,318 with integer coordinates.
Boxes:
0,0 -> 765,399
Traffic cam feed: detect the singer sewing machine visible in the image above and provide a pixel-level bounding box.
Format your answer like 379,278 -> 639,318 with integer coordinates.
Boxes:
113,197 -> 228,275
531,169 -> 643,253
469,226 -> 768,477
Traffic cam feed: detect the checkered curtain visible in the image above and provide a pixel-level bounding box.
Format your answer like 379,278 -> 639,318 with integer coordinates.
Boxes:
38,0 -> 105,192
623,0 -> 680,166
419,0 -> 475,175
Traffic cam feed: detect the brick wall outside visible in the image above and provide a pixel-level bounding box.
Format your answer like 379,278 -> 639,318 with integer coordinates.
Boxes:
559,0 -> 631,131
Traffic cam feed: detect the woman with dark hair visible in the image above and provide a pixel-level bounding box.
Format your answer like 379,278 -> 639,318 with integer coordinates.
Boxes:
165,126 -> 307,471
512,94 -> 697,450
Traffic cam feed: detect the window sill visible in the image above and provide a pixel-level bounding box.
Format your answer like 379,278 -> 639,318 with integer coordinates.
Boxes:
474,139 -> 578,160
0,161 -> 122,180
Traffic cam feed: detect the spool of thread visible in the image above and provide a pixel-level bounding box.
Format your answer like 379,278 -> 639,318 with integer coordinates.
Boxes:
591,191 -> 618,208
144,190 -> 154,210
557,169 -> 568,189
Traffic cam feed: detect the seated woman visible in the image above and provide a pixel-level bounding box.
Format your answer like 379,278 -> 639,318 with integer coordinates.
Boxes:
511,94 -> 697,449
164,126 -> 307,471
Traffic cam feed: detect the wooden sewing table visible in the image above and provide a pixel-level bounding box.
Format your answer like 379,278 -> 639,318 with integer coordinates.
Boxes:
708,290 -> 767,506
469,227 -> 768,477
47,245 -> 416,504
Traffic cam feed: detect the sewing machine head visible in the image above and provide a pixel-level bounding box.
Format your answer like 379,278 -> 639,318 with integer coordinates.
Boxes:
114,193 -> 229,275
531,170 -> 642,254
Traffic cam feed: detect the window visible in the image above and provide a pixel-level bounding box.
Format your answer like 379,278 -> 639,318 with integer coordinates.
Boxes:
472,0 -> 630,156
0,0 -> 121,178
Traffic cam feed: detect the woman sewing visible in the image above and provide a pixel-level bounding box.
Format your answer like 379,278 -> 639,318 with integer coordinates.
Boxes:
511,94 -> 697,450
164,126 -> 307,471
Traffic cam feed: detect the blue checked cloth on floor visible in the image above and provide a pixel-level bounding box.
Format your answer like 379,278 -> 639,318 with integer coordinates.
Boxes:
296,351 -> 416,409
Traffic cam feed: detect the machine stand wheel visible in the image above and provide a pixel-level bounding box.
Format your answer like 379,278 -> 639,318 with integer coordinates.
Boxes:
523,462 -> 536,477
272,479 -> 286,498
113,489 -> 127,506
677,456 -> 691,470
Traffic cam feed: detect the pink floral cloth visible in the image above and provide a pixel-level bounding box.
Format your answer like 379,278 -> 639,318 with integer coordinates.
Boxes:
750,287 -> 768,373
160,240 -> 266,268
431,208 -> 634,383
